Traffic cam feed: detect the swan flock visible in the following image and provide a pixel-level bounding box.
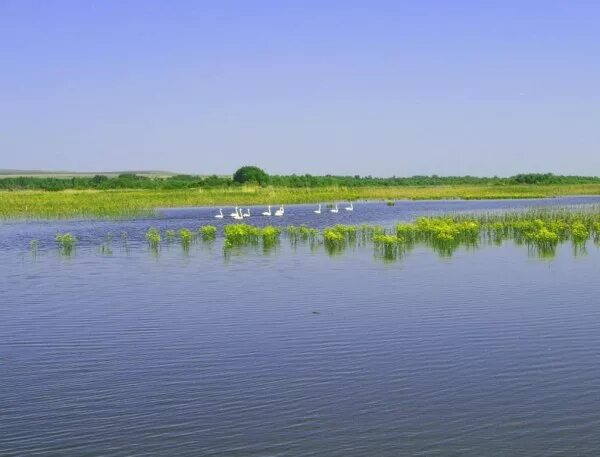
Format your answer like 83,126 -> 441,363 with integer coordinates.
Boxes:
217,203 -> 355,219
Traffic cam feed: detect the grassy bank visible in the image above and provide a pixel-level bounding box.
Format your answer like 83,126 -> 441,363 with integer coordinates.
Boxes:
3,184 -> 600,219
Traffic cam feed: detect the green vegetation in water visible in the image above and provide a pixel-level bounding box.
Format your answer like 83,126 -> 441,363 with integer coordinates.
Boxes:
146,227 -> 161,254
30,239 -> 39,257
223,223 -> 282,251
323,224 -> 358,255
179,228 -> 194,252
27,208 -> 600,261
165,229 -> 176,242
199,225 -> 217,241
55,233 -> 76,255
100,232 -> 113,255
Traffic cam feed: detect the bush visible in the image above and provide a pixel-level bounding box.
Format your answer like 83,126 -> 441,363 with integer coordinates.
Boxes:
232,166 -> 269,185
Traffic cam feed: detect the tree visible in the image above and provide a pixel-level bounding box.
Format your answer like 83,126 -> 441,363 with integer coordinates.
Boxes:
233,166 -> 269,185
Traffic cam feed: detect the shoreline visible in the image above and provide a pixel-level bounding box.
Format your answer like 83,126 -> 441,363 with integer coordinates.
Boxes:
2,184 -> 600,219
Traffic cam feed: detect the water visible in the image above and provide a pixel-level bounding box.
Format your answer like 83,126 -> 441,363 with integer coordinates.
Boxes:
2,197 -> 600,456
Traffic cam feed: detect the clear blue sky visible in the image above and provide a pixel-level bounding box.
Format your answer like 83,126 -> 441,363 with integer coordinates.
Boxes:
1,0 -> 599,176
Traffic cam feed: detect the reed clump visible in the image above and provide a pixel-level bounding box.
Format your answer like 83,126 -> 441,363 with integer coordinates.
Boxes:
223,223 -> 282,250
146,227 -> 161,252
373,233 -> 406,261
323,224 -> 358,254
55,233 -> 77,255
287,225 -> 319,241
199,225 -> 217,241
178,228 -> 195,251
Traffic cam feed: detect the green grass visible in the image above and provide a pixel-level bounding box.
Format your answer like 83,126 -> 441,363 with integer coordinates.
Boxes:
4,183 -> 600,219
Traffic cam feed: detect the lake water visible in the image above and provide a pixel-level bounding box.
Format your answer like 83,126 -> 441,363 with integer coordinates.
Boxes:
2,197 -> 600,456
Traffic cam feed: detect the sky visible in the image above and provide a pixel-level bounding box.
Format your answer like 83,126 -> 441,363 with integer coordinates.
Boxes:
1,0 -> 599,177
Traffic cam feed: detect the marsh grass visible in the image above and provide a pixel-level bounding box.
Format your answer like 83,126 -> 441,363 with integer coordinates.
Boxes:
199,225 -> 217,241
55,233 -> 76,256
178,228 -> 195,253
146,228 -> 161,254
223,223 -> 282,252
120,231 -> 130,254
30,239 -> 39,257
5,184 -> 600,219
165,230 -> 176,243
373,233 -> 406,261
100,232 -> 113,255
26,208 -> 600,261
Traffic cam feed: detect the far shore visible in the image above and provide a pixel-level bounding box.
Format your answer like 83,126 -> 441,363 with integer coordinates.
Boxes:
2,184 -> 600,219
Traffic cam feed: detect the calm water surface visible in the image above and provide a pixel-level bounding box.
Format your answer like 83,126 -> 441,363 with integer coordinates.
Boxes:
2,198 -> 600,456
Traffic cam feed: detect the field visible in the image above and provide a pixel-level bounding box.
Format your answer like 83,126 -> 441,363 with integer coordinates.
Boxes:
3,184 -> 600,219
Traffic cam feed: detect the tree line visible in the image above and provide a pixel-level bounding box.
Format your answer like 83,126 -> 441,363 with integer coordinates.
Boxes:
1,168 -> 599,191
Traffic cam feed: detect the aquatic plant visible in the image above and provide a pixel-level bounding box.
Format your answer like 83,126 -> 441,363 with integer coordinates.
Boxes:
30,239 -> 39,257
287,225 -> 320,251
323,225 -> 358,255
145,228 -> 161,253
18,207 -> 600,262
593,222 -> 600,244
199,225 -> 217,241
178,228 -> 194,251
571,220 -> 589,244
373,233 -> 404,261
222,223 -> 282,253
357,224 -> 385,243
396,223 -> 416,244
165,229 -> 176,242
224,223 -> 260,247
261,226 -> 282,251
55,233 -> 77,255
287,225 -> 319,240
100,232 -> 113,255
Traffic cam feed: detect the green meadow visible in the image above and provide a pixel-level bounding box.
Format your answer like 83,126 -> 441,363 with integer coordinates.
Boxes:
4,183 -> 600,219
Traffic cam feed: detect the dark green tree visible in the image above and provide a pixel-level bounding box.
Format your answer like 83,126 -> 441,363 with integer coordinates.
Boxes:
232,166 -> 269,185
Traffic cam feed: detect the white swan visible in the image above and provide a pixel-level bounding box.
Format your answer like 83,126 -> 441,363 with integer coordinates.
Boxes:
345,202 -> 354,211
330,203 -> 339,213
274,205 -> 285,217
261,205 -> 272,216
230,206 -> 239,217
215,208 -> 224,219
232,207 -> 244,220
242,208 -> 251,218
314,204 -> 321,214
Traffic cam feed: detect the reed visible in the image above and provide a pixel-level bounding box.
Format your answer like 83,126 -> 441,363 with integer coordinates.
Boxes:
178,228 -> 194,251
55,233 -> 76,255
223,223 -> 281,250
145,227 -> 161,253
20,208 -> 600,261
30,239 -> 39,257
165,230 -> 176,242
199,225 -> 217,241
100,232 -> 113,255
